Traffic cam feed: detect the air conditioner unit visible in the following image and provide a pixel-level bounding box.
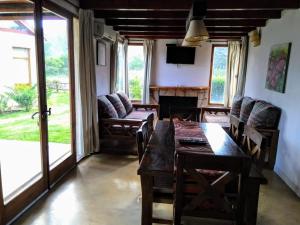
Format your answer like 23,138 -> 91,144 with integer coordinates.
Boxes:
94,20 -> 117,42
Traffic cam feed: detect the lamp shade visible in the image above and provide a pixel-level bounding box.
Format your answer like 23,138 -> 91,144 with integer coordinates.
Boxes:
248,30 -> 261,47
185,20 -> 209,42
182,39 -> 202,47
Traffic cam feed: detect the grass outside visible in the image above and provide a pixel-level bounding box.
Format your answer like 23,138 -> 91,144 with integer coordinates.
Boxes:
0,92 -> 71,144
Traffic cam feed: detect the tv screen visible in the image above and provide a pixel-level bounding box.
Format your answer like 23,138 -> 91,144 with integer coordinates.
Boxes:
166,46 -> 196,64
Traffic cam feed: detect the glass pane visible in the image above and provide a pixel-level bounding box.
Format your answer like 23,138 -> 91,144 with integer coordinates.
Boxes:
210,47 -> 228,104
128,46 -> 145,100
0,1 -> 42,203
43,9 -> 72,169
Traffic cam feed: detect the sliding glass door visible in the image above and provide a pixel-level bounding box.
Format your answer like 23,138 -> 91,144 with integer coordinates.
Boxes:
0,1 -> 76,223
42,2 -> 76,185
0,1 -> 47,223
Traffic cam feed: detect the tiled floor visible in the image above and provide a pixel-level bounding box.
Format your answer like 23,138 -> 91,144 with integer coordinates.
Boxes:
13,154 -> 300,225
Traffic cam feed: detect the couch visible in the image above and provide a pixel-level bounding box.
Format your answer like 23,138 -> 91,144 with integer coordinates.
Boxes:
201,96 -> 281,169
97,92 -> 159,154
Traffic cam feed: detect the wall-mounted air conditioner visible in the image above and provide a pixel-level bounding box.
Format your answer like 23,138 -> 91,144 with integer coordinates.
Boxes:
94,19 -> 117,42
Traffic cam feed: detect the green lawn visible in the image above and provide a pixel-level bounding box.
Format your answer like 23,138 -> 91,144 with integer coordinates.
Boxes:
0,92 -> 71,144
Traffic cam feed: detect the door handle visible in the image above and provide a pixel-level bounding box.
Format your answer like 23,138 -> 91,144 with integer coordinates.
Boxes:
31,111 -> 39,119
42,107 -> 52,119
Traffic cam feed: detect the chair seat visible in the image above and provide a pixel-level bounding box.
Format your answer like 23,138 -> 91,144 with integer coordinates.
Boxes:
203,112 -> 230,128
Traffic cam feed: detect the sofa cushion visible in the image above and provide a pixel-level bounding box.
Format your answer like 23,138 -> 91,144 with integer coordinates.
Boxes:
117,92 -> 133,114
98,96 -> 118,118
230,95 -> 243,117
247,101 -> 281,128
125,109 -> 157,121
239,97 -> 256,123
106,93 -> 127,118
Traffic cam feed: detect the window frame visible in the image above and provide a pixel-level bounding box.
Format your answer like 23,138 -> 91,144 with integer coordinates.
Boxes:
208,44 -> 228,106
12,47 -> 32,84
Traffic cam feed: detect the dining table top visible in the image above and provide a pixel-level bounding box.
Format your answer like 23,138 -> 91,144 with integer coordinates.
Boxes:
138,120 -> 249,176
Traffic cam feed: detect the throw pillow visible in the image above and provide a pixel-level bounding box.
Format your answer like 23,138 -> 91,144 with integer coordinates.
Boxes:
106,93 -> 127,118
98,96 -> 118,118
247,101 -> 281,128
117,91 -> 133,114
239,97 -> 256,123
230,95 -> 243,117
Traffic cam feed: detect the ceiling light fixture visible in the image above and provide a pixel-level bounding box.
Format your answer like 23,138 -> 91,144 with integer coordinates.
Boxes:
182,0 -> 209,47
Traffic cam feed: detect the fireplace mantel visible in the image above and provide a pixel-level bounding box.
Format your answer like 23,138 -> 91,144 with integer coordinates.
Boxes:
149,85 -> 209,107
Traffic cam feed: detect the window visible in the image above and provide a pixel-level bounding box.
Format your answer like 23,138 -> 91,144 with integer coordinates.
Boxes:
209,45 -> 228,105
127,45 -> 145,100
12,47 -> 31,84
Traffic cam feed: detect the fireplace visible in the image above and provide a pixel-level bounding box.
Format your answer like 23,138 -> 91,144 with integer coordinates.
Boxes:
159,96 -> 198,119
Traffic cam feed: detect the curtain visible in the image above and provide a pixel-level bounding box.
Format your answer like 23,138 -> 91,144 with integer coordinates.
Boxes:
124,39 -> 129,95
116,42 -> 125,92
224,41 -> 241,107
73,18 -> 85,161
236,36 -> 249,96
78,9 -> 99,156
142,40 -> 154,104
110,37 -> 118,93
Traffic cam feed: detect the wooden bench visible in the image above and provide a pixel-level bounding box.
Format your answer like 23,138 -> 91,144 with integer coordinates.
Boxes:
242,125 -> 268,225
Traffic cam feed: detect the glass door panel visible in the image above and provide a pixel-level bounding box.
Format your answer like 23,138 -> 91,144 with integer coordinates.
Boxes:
42,7 -> 74,173
0,1 -> 44,204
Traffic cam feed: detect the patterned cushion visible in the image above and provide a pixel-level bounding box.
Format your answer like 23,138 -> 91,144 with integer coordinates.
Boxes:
106,94 -> 127,118
117,92 -> 133,114
247,101 -> 281,128
98,96 -> 118,118
239,97 -> 256,123
125,109 -> 157,121
230,95 -> 243,117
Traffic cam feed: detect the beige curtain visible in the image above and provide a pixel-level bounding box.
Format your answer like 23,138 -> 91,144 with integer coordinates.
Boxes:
110,37 -> 119,93
78,9 -> 99,155
236,36 -> 249,96
142,40 -> 154,104
224,41 -> 241,107
124,39 -> 129,95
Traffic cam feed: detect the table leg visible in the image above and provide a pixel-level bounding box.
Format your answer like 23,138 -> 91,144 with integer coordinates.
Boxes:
141,175 -> 153,225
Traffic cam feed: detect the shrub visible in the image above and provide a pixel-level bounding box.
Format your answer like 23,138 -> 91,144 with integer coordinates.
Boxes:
211,76 -> 225,103
7,84 -> 37,112
0,94 -> 8,113
129,75 -> 142,100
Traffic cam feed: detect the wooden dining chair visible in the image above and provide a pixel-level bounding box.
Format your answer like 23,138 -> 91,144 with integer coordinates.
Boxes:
136,113 -> 154,162
136,118 -> 174,224
174,151 -> 250,225
229,114 -> 244,145
242,125 -> 267,170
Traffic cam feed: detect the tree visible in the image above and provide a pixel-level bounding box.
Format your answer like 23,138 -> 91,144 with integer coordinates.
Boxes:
129,56 -> 144,71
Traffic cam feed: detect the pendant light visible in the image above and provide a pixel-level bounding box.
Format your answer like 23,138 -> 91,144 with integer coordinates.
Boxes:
182,0 -> 209,47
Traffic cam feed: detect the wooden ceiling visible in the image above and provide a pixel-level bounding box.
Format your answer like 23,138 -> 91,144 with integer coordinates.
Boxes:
81,0 -> 300,40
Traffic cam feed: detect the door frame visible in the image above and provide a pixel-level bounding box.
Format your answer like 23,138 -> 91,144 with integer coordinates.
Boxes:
42,0 -> 77,186
0,0 -> 77,223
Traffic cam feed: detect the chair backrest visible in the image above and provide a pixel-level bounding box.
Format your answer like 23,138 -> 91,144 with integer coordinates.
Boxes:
136,121 -> 150,162
174,151 -> 250,225
169,107 -> 200,122
242,125 -> 267,169
229,114 -> 244,145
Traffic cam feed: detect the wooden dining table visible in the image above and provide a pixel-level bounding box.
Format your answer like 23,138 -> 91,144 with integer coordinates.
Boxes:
137,120 -> 250,225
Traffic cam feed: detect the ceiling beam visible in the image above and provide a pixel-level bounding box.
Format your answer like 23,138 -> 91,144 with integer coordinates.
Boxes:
0,13 -> 61,20
120,31 -> 246,37
114,26 -> 255,33
95,10 -> 281,19
106,19 -> 266,27
122,34 -> 243,40
81,0 -> 300,10
0,3 -> 33,13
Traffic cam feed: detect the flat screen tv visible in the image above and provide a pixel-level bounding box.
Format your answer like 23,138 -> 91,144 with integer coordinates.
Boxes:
166,45 -> 196,64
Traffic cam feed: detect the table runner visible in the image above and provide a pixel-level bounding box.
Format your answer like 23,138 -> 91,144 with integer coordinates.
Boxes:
173,120 -> 213,154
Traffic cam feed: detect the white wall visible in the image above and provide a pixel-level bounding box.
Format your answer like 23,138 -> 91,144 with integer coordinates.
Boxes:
244,9 -> 300,196
94,39 -> 111,96
151,39 -> 212,87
